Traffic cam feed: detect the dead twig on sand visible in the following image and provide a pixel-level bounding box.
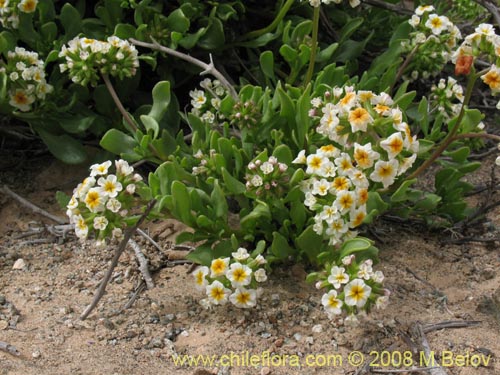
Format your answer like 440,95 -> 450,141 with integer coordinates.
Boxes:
0,185 -> 66,224
80,200 -> 156,320
129,239 -> 155,290
0,341 -> 21,357
414,323 -> 449,375
422,320 -> 481,333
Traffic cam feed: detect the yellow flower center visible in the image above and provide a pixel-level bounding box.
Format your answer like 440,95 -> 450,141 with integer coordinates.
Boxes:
348,108 -> 370,126
357,189 -> 369,205
333,177 -> 349,191
328,296 -> 340,308
210,287 -> 225,301
196,272 -> 204,285
430,17 -> 442,29
104,181 -> 115,193
388,137 -> 404,154
309,156 -> 322,169
211,259 -> 226,275
374,104 -> 390,114
13,91 -> 28,105
348,285 -> 365,301
340,92 -> 355,107
85,191 -> 100,209
354,149 -> 370,167
233,268 -> 247,283
236,292 -> 251,305
20,0 -> 37,12
378,165 -> 394,177
352,212 -> 366,227
339,194 -> 354,210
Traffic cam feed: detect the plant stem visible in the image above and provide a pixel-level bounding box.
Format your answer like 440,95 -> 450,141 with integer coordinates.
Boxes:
304,5 -> 321,87
102,73 -> 138,133
130,38 -> 238,99
389,44 -> 419,95
405,68 -> 479,180
102,73 -> 163,161
240,0 -> 295,40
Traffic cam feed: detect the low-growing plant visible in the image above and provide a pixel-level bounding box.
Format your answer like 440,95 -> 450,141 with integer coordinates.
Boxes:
10,0 -> 499,324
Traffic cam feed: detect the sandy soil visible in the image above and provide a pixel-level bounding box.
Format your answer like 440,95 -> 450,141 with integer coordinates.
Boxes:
0,156 -> 499,375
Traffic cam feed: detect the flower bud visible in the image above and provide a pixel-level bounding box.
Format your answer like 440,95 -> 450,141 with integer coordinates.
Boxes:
455,55 -> 474,76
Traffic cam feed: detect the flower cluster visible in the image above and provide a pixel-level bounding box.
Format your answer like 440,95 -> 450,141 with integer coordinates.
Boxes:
192,247 -> 268,309
59,36 -> 140,86
229,100 -> 261,129
402,5 -> 461,80
0,47 -> 53,112
295,86 -> 419,246
453,24 -> 500,103
318,255 -> 389,326
245,156 -> 290,199
307,0 -> 360,8
430,76 -> 464,119
189,78 -> 228,125
0,0 -> 37,29
66,160 -> 145,242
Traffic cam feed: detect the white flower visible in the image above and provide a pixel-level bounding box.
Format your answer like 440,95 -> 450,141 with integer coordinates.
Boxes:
226,262 -> 252,288
260,161 -> 274,175
229,288 -> 257,308
334,191 -> 355,213
18,0 -> 38,13
342,254 -> 355,266
254,268 -> 267,283
97,175 -> 122,198
84,188 -> 106,213
112,227 -> 123,240
255,255 -> 267,265
293,150 -> 307,164
380,133 -> 404,159
231,247 -> 250,261
372,270 -> 385,283
115,159 -> 134,176
425,14 -> 449,35
193,266 -> 209,291
210,257 -> 230,278
496,156 -> 500,166
321,290 -> 343,316
106,198 -> 121,213
93,216 -> 108,230
370,159 -> 399,188
475,23 -> 495,36
375,296 -> 389,310
250,175 -> 263,187
344,279 -> 372,307
415,5 -> 434,16
328,266 -> 349,289
353,142 -> 379,169
9,89 -> 35,111
357,261 -> 373,280
206,280 -> 230,305
90,161 -> 112,177
74,215 -> 88,240
190,89 -> 206,109
409,15 -> 420,28
126,184 -> 136,194
312,178 -> 330,196
306,154 -> 328,175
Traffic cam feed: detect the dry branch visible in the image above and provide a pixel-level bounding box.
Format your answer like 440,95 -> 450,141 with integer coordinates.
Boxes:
1,185 -> 66,224
80,200 -> 156,320
129,239 -> 155,290
0,341 -> 20,357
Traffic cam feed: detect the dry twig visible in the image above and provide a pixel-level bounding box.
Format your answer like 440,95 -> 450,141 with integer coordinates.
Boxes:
0,341 -> 20,357
80,200 -> 156,320
0,185 -> 66,224
422,320 -> 481,333
415,323 -> 449,375
129,38 -> 238,99
129,238 -> 155,290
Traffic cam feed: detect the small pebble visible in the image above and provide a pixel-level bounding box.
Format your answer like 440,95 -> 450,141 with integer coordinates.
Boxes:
32,350 -> 41,359
261,366 -> 271,375
312,324 -> 323,333
293,333 -> 302,342
12,258 -> 26,270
